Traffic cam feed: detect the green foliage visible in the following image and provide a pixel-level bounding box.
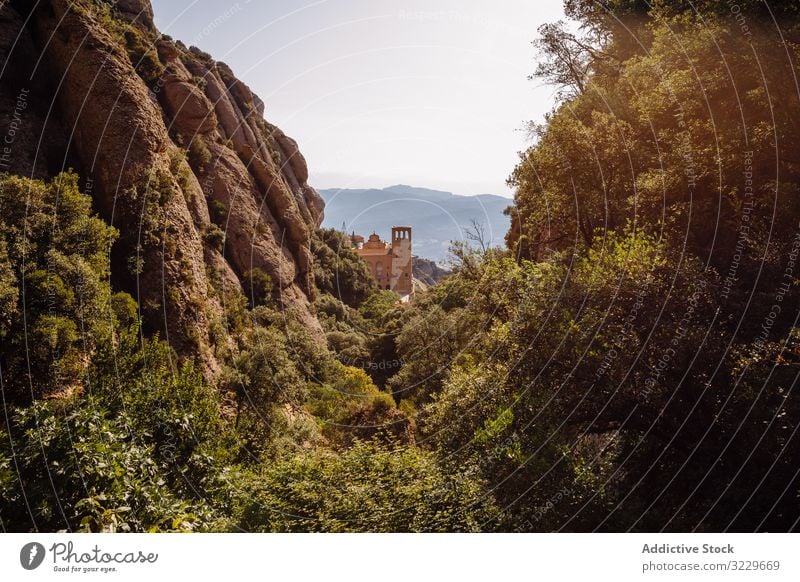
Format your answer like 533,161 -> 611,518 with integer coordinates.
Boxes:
187,137 -> 212,173
88,1 -> 164,85
358,289 -> 400,321
408,231 -> 714,528
230,439 -> 496,532
0,172 -> 118,398
405,220 -> 798,530
307,363 -> 411,447
92,326 -> 229,466
452,4 -> 800,530
188,45 -> 214,65
124,28 -> 164,84
324,329 -> 369,365
190,75 -> 208,91
204,224 -> 226,252
1,316 -> 233,532
0,237 -> 17,337
388,304 -> 481,405
168,148 -> 195,197
220,314 -> 335,457
312,228 -> 376,307
208,199 -> 228,226
270,149 -> 282,167
0,173 -> 231,532
508,7 -> 800,327
0,397 -> 218,532
242,268 -> 273,308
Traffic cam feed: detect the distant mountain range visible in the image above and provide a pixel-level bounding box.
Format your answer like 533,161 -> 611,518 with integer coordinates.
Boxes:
318,185 -> 510,262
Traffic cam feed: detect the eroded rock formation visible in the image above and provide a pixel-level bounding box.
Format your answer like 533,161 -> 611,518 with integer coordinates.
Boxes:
0,0 -> 325,376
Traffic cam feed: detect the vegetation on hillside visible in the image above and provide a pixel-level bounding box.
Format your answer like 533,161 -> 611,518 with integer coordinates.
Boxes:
0,174 -> 490,532
392,0 -> 800,531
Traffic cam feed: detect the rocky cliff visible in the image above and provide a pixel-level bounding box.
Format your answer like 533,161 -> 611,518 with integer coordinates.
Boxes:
0,0 -> 325,375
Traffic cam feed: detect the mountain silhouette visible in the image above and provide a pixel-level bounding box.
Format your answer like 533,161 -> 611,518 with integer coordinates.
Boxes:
319,185 -> 510,262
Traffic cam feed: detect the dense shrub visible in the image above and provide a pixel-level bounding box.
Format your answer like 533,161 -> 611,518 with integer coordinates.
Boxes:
242,268 -> 274,308
0,173 -> 231,531
312,228 -> 376,307
0,171 -> 117,400
231,439 -> 496,532
187,138 -> 212,173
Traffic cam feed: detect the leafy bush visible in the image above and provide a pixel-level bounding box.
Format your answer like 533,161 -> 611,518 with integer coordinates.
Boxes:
0,172 -> 117,399
123,29 -> 164,84
204,224 -> 225,251
0,399 -> 217,532
358,289 -> 400,322
307,363 -> 410,447
187,138 -> 212,173
231,439 -> 497,532
312,228 -> 376,307
242,268 -> 273,308
1,317 -> 233,532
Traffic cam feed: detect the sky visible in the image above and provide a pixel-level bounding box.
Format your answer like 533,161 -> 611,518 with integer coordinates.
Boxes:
151,0 -> 566,197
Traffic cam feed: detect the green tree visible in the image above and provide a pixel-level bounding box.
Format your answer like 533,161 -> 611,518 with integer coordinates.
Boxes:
312,228 -> 376,307
0,172 -> 118,400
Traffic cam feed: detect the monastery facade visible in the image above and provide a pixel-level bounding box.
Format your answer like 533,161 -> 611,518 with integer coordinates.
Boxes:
350,226 -> 413,298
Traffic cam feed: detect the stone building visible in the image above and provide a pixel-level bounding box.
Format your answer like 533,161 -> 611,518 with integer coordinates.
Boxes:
350,226 -> 413,298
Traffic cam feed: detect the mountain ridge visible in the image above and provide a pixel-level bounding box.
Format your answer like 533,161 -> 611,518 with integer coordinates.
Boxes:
319,185 -> 510,262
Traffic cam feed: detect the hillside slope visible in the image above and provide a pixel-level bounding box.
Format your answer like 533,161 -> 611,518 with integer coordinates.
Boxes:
0,0 -> 325,375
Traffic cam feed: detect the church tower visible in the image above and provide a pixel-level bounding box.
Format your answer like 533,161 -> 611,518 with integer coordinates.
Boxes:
390,226 -> 413,295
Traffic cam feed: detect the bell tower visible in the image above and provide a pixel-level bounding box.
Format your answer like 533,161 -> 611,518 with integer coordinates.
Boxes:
390,226 -> 413,295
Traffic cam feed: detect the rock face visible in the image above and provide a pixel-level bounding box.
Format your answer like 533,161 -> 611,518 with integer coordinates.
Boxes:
0,0 -> 325,375
412,256 -> 451,287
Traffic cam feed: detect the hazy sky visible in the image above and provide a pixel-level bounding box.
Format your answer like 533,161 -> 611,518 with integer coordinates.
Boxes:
151,0 -> 565,196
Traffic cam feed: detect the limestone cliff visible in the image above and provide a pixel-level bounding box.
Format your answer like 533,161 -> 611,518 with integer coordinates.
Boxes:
0,0 -> 325,375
